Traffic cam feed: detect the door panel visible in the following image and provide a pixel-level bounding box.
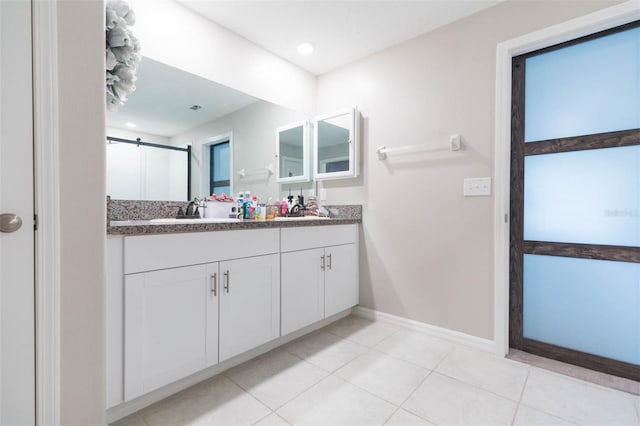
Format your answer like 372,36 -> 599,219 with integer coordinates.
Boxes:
0,1 -> 35,424
325,244 -> 357,317
219,255 -> 279,361
523,254 -> 640,364
524,25 -> 640,142
281,248 -> 324,335
524,146 -> 640,246
125,264 -> 211,400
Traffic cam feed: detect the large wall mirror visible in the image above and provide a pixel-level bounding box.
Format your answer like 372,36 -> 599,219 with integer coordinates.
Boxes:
106,56 -> 307,202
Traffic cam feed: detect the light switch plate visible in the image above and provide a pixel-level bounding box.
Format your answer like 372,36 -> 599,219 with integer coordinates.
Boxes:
464,177 -> 492,196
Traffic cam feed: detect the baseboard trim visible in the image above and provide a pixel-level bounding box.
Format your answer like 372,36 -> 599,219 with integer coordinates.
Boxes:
351,306 -> 495,353
106,309 -> 351,424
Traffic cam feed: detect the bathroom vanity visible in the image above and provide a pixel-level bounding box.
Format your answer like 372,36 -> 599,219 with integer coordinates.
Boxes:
105,201 -> 361,419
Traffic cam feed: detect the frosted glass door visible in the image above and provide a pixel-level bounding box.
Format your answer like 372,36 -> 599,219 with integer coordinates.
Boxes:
511,21 -> 640,378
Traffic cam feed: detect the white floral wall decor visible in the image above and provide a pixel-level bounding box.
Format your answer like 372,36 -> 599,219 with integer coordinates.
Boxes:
105,0 -> 141,112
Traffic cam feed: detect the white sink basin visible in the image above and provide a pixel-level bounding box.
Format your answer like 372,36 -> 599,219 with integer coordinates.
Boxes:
148,218 -> 241,224
273,216 -> 331,221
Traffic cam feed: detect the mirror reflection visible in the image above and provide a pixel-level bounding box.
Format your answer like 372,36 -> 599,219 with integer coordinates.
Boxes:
316,112 -> 351,174
277,121 -> 309,183
106,56 -> 307,201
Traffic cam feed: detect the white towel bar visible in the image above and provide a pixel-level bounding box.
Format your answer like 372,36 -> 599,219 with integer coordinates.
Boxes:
376,134 -> 461,160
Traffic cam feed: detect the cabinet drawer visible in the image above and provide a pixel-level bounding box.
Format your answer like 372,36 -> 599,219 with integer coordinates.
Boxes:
124,228 -> 279,274
281,224 -> 357,252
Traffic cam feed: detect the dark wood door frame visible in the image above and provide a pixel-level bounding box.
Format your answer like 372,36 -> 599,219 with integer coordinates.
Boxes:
509,21 -> 640,381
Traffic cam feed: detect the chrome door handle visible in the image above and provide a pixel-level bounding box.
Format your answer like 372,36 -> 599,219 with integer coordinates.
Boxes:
210,273 -> 217,296
0,213 -> 22,233
321,255 -> 325,271
224,270 -> 230,293
327,254 -> 332,270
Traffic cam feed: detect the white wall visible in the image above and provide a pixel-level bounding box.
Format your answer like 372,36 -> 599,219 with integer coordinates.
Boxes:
316,0 -> 622,339
57,1 -> 106,424
171,101 -> 307,202
129,0 -> 317,116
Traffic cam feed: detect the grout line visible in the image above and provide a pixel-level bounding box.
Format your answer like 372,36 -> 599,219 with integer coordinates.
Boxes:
222,371 -> 277,414
389,368 -> 436,425
510,365 -> 531,426
271,373 -> 332,412
251,410 -> 277,426
383,352 -> 454,425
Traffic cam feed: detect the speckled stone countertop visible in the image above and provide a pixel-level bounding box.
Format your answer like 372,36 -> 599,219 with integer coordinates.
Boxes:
107,198 -> 361,236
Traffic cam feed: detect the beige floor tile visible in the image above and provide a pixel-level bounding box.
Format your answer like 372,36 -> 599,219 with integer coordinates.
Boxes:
436,345 -> 530,400
335,350 -> 430,405
276,375 -> 397,425
140,375 -> 270,426
521,368 -> 639,426
283,330 -> 369,372
253,412 -> 290,426
513,405 -> 576,426
323,315 -> 400,347
402,372 -> 517,426
384,409 -> 434,426
375,329 -> 454,370
225,349 -> 328,409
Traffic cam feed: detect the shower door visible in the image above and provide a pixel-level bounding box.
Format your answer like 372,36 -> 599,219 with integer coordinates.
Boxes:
510,21 -> 640,380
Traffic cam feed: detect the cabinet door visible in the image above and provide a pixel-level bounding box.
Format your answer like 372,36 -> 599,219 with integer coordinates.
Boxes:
124,263 -> 218,400
281,248 -> 325,335
313,107 -> 360,181
325,244 -> 358,317
219,254 -> 280,361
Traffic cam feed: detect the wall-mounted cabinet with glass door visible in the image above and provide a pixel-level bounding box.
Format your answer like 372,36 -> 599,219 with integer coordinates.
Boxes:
276,106 -> 361,184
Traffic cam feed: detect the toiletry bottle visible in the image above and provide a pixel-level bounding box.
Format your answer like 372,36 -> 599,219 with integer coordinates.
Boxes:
274,200 -> 281,218
282,198 -> 289,216
237,192 -> 245,219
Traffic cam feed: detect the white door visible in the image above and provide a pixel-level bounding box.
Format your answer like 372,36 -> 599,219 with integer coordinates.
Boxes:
281,248 -> 325,335
0,1 -> 35,424
219,255 -> 279,361
124,264 -> 217,400
325,244 -> 358,318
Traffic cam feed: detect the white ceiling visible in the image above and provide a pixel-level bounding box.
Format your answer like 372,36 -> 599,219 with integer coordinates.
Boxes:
177,0 -> 504,76
107,57 -> 259,137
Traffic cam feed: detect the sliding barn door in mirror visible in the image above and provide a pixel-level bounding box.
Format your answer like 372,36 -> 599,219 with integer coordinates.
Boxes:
510,21 -> 640,380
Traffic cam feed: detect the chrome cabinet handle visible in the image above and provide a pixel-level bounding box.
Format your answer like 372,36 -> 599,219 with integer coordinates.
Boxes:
327,254 -> 332,270
210,273 -> 217,296
321,255 -> 325,271
0,213 -> 22,233
224,270 -> 230,293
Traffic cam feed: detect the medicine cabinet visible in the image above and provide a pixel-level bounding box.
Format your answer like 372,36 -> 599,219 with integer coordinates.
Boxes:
313,107 -> 360,181
276,120 -> 311,184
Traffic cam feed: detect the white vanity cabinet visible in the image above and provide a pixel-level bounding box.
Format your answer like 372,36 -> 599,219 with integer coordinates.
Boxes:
112,229 -> 280,403
281,224 -> 358,335
107,223 -> 357,414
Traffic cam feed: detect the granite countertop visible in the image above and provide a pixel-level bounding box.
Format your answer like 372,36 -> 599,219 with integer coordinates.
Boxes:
107,198 -> 361,236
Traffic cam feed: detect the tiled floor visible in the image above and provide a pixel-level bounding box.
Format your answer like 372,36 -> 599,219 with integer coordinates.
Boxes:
113,315 -> 640,426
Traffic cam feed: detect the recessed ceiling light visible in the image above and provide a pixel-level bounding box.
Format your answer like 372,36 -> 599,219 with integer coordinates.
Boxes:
297,42 -> 314,55
125,122 -> 136,128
